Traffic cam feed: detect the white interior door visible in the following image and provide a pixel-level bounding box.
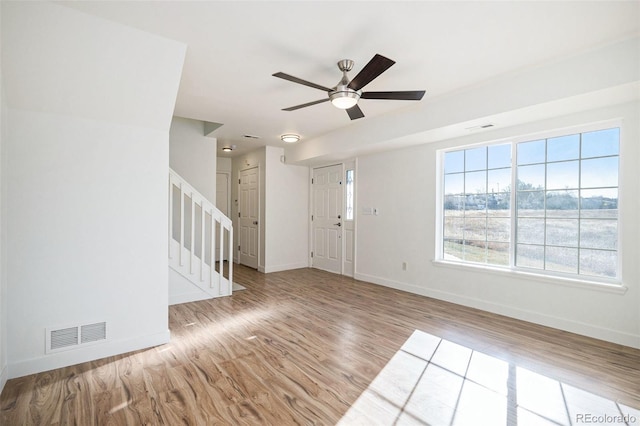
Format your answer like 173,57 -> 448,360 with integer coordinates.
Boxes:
312,164 -> 343,274
215,172 -> 230,261
239,167 -> 259,269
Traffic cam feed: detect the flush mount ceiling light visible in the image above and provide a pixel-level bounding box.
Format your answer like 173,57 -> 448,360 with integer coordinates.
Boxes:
281,134 -> 300,143
222,144 -> 236,152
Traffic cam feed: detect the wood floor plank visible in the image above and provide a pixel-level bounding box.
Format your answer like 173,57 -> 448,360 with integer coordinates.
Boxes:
1,265 -> 639,425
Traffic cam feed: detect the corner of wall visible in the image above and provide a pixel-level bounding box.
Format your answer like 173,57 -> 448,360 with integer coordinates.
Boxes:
169,117 -> 217,203
0,1 -> 8,391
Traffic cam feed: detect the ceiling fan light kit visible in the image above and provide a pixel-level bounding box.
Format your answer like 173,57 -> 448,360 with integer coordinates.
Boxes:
273,54 -> 425,120
330,90 -> 360,109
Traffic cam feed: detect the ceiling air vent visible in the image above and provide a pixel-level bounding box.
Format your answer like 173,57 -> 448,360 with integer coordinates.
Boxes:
465,123 -> 495,131
46,321 -> 107,354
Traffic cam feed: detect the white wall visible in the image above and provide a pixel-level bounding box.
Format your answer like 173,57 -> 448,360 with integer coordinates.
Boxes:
2,2 -> 185,377
7,113 -> 175,375
355,101 -> 640,348
264,146 -> 309,273
169,117 -> 217,202
0,1 -> 7,391
217,157 -> 232,173
231,147 -> 309,273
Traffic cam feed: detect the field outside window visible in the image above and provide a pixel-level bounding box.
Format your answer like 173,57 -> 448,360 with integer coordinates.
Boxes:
441,127 -> 619,281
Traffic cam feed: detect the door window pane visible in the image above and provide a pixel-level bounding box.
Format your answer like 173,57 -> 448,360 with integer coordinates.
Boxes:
345,169 -> 354,220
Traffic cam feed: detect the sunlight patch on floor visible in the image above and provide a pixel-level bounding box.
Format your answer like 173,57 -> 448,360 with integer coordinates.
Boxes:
338,330 -> 640,425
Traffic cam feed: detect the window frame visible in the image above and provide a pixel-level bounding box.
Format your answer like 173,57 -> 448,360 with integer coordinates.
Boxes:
435,120 -> 624,289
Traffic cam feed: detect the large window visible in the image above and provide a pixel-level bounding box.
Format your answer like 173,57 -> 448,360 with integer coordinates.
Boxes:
440,125 -> 620,282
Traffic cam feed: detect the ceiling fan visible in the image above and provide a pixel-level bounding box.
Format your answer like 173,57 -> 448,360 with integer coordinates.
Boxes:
273,54 -> 426,120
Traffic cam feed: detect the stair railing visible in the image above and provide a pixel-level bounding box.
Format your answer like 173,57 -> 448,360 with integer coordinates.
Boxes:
169,168 -> 233,297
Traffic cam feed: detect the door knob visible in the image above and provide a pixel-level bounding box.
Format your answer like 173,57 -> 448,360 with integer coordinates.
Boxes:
334,222 -> 341,227
253,221 -> 258,225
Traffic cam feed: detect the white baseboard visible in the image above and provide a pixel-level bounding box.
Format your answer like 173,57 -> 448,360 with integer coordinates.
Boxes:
354,272 -> 640,349
0,363 -> 7,395
169,291 -> 212,306
8,330 -> 170,380
263,261 -> 309,274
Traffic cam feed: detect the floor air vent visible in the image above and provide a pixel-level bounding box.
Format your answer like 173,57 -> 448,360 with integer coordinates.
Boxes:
46,321 -> 107,354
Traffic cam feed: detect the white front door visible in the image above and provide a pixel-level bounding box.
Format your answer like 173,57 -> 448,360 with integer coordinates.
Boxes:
312,164 -> 343,274
239,167 -> 259,269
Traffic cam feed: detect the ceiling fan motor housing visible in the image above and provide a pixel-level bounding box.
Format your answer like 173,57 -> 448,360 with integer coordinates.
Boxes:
337,59 -> 354,72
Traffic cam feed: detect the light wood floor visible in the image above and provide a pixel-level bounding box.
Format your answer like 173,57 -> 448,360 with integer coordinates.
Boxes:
1,265 -> 639,425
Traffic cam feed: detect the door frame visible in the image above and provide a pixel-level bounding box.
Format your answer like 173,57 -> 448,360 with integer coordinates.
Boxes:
309,160 -> 357,276
237,165 -> 260,270
216,171 -> 231,261
343,159 -> 357,277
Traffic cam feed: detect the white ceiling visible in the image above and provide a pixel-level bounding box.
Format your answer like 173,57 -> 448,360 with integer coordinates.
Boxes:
61,1 -> 639,160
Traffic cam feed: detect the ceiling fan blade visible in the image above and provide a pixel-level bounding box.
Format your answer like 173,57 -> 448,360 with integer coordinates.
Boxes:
282,98 -> 329,111
273,72 -> 332,92
346,104 -> 365,120
347,54 -> 396,91
361,90 -> 426,100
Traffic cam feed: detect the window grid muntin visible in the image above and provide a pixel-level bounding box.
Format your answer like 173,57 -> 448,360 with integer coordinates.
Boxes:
441,126 -> 619,282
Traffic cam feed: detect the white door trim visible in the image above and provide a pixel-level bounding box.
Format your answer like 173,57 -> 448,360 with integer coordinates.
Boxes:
310,161 -> 356,276
238,166 -> 260,269
343,159 -> 357,277
311,163 -> 344,274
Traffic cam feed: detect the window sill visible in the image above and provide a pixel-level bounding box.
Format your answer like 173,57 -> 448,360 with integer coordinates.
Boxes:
431,259 -> 628,295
